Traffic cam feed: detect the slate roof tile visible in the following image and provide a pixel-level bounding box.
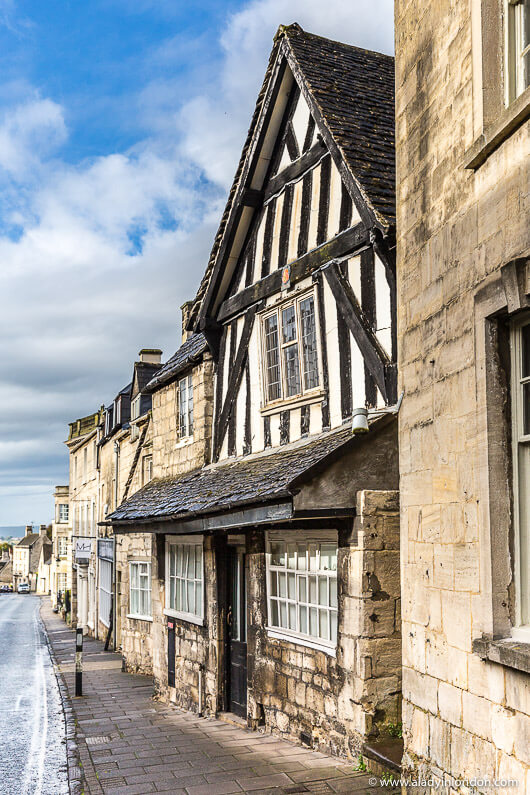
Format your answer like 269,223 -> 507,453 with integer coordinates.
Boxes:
144,333 -> 208,394
108,425 -> 354,523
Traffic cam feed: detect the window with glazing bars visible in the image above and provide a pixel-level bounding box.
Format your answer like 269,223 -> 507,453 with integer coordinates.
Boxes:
507,0 -> 530,102
58,503 -> 69,523
262,293 -> 320,404
266,537 -> 338,647
129,561 -> 151,618
178,375 -> 194,438
167,541 -> 203,620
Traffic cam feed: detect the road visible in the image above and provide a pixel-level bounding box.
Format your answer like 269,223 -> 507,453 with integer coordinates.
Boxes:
0,594 -> 68,795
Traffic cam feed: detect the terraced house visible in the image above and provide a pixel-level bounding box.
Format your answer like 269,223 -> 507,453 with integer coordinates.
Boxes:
107,24 -> 402,761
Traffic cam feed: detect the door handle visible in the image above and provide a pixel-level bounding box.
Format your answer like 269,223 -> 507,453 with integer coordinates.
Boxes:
227,607 -> 232,627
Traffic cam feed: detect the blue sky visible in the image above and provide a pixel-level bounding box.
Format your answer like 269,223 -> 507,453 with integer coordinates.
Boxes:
0,0 -> 394,526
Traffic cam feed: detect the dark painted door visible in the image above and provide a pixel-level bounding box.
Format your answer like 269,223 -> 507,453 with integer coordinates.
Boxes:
227,548 -> 247,718
167,619 -> 175,688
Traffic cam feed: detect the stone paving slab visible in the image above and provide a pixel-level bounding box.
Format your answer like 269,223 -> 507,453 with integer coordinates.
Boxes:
41,600 -> 398,795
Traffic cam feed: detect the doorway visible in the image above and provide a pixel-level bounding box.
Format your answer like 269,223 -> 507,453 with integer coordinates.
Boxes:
226,547 -> 247,718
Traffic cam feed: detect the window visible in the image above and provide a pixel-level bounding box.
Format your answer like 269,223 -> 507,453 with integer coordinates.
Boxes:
57,572 -> 68,593
266,532 -> 338,652
511,317 -> 530,636
261,293 -> 320,405
507,0 -> 530,103
177,375 -> 194,438
142,455 -> 153,485
99,559 -> 113,627
58,537 -> 68,557
129,561 -> 151,619
165,537 -> 204,624
58,504 -> 69,523
130,395 -> 141,440
83,448 -> 87,482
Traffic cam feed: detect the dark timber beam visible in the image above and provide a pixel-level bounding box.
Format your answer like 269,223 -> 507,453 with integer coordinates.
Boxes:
214,303 -> 262,459
218,222 -> 369,323
241,188 -> 263,208
323,260 -> 394,404
263,139 -> 326,202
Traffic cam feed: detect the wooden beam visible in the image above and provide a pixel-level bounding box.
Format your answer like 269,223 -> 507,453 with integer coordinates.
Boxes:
263,139 -> 326,202
218,222 -> 369,323
214,304 -> 261,459
323,260 -> 392,403
241,188 -> 263,208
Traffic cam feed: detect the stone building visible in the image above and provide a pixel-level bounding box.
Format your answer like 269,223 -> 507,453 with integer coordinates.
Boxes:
12,524 -> 52,593
108,25 -> 401,761
395,0 -> 530,788
49,485 -> 72,610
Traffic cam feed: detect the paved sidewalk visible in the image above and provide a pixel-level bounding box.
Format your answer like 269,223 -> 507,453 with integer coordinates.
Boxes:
41,600 -> 397,795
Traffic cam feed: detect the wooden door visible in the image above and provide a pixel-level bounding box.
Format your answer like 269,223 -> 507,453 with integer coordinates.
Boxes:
167,619 -> 175,688
227,548 -> 247,718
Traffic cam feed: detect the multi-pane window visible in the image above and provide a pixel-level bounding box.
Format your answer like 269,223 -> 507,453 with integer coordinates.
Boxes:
58,537 -> 68,557
57,572 -> 68,593
99,559 -> 113,627
129,561 -> 151,619
142,455 -> 153,485
261,293 -> 320,404
511,318 -> 530,635
507,0 -> 530,102
130,395 -> 141,441
178,375 -> 194,438
58,503 -> 69,523
166,538 -> 203,623
266,533 -> 338,650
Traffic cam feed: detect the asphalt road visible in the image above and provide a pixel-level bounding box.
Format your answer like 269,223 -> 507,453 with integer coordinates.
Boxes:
0,594 -> 68,795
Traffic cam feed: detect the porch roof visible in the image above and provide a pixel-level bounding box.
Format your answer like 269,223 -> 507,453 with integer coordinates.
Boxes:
105,423 -> 372,526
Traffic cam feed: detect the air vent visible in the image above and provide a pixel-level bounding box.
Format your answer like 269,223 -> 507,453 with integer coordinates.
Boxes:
300,730 -> 312,747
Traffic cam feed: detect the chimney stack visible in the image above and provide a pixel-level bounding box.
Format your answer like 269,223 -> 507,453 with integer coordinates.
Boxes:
138,349 -> 162,365
181,301 -> 193,344
25,524 -> 33,537
39,524 -> 48,538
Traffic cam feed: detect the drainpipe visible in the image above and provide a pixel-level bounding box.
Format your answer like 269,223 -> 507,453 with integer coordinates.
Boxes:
198,667 -> 203,717
113,440 -> 120,652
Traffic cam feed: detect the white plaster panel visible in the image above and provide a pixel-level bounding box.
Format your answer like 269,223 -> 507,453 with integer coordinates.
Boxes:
327,159 -> 343,238
288,179 -> 303,262
307,163 -> 321,251
235,363 -> 247,456
309,402 -> 322,434
278,145 -> 291,173
270,413 -> 281,447
252,209 -> 266,284
290,408 -> 302,443
350,337 -> 366,410
375,254 -> 392,357
322,277 -> 342,429
291,92 -> 310,152
270,192 -> 284,271
347,255 -> 362,302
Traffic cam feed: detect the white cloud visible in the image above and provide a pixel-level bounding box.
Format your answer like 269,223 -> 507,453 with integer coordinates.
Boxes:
1,0 -> 394,525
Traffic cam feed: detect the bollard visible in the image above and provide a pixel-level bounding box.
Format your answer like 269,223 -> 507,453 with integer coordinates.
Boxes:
75,626 -> 83,697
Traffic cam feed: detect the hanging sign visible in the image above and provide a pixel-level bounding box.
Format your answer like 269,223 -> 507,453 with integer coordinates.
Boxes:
75,537 -> 92,563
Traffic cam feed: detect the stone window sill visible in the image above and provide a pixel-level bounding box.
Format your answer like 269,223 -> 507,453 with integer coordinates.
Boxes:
260,390 -> 325,417
266,627 -> 336,657
473,636 -> 530,673
464,87 -> 530,170
126,614 -> 153,623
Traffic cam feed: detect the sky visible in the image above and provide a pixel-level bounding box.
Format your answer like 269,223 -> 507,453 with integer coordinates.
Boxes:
0,0 -> 394,526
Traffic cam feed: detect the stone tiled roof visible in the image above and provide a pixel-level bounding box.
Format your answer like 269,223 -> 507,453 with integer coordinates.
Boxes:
188,23 -> 395,330
108,425 -> 355,523
144,333 -> 208,394
0,560 -> 12,583
16,533 -> 40,547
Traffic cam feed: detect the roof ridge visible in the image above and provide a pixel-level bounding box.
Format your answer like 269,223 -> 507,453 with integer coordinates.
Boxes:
280,22 -> 394,62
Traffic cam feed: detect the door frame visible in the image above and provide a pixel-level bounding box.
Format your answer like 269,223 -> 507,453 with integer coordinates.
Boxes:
223,536 -> 248,717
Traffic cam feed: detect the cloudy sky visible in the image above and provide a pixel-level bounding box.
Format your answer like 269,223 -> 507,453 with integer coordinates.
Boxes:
0,0 -> 394,526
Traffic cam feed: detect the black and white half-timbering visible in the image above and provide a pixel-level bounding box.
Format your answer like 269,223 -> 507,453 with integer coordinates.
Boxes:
107,24 -> 401,761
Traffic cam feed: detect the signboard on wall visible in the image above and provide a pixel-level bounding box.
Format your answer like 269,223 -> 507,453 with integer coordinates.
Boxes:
97,538 -> 114,562
74,537 -> 92,563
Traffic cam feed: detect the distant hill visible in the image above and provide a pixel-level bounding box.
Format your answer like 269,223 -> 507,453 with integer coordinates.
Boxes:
0,526 -> 26,539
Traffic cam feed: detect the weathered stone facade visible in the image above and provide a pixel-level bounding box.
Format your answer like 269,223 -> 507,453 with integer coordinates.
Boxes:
246,491 -> 400,759
395,0 -> 530,787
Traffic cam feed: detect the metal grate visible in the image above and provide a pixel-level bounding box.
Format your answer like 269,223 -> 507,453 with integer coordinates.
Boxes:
85,736 -> 110,746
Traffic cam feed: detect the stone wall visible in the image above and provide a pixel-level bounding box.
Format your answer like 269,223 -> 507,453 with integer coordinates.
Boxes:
395,0 -> 530,786
247,490 -> 401,759
152,536 -> 222,716
117,532 -> 156,675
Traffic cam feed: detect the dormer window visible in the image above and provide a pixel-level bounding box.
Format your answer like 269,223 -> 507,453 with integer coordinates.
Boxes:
130,395 -> 141,441
261,292 -> 320,406
177,374 -> 194,439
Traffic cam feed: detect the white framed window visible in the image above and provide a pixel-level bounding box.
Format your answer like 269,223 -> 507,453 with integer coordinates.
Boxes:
506,0 -> 530,103
164,536 -> 204,624
142,454 -> 153,485
129,561 -> 152,619
511,316 -> 530,638
58,503 -> 69,523
261,291 -> 320,406
83,447 -> 87,483
130,395 -> 141,441
177,375 -> 194,439
99,559 -> 113,627
57,572 -> 68,593
266,530 -> 338,654
58,537 -> 68,557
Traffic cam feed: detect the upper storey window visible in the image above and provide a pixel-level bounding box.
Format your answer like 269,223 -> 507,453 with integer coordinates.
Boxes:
262,292 -> 320,406
177,374 -> 194,439
507,0 -> 530,103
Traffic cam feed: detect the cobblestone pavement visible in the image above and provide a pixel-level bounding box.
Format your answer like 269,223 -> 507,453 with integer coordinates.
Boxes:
41,601 -> 397,795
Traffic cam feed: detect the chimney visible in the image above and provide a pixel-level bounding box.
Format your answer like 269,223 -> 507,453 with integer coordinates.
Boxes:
25,524 -> 33,537
39,524 -> 48,538
181,301 -> 193,344
138,348 -> 162,365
